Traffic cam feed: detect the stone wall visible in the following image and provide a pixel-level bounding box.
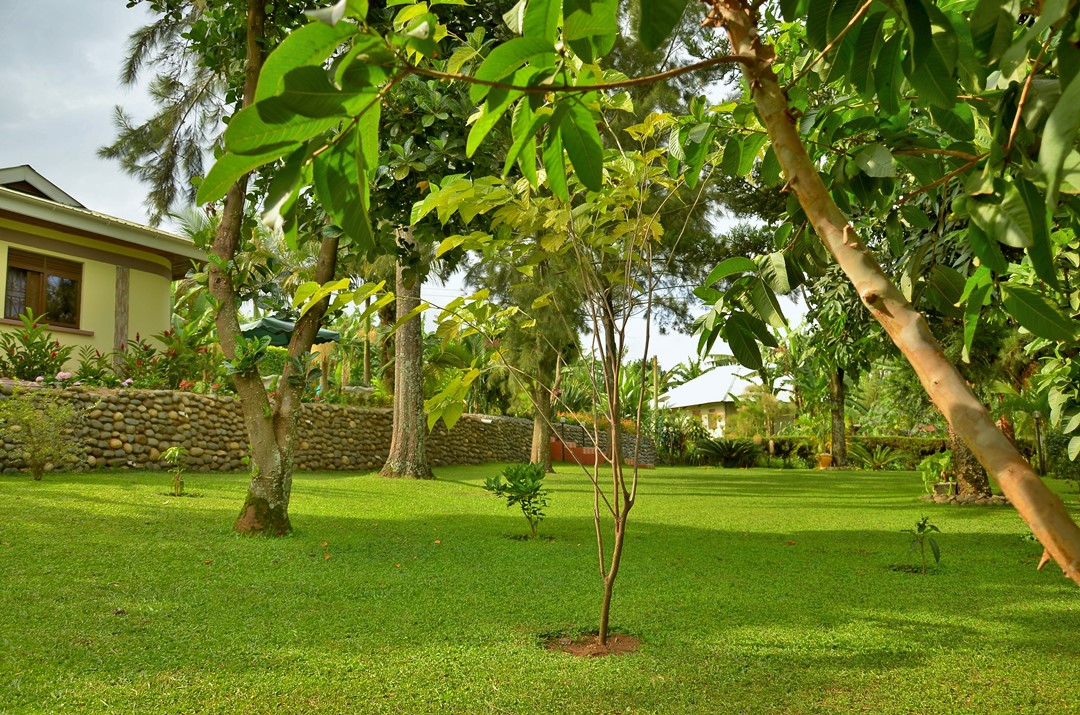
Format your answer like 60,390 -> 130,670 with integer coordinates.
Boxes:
0,385 -> 547,473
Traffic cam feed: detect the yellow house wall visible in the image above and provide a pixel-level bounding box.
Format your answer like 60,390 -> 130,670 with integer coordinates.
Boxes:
0,219 -> 175,368
128,269 -> 172,342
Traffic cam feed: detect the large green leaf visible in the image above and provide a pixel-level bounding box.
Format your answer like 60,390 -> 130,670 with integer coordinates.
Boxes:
961,282 -> 990,364
874,33 -> 905,116
225,98 -> 341,155
559,99 -> 604,192
522,0 -> 560,41
466,85 -> 522,157
471,37 -> 554,103
564,0 -> 617,63
967,224 -> 1008,274
1039,43 -> 1080,208
197,146 -> 291,205
312,129 -> 374,252
638,0 -> 689,52
1014,176 -> 1058,288
279,66 -> 353,118
256,21 -> 357,102
853,144 -> 896,177
1001,284 -> 1076,340
849,10 -> 887,97
722,313 -> 764,371
542,125 -> 569,202
705,257 -> 758,286
967,184 -> 1033,248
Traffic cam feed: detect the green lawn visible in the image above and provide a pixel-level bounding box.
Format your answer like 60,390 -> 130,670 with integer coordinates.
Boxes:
2,464 -> 1078,714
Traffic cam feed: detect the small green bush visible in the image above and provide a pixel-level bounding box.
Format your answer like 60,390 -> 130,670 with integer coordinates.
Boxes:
484,463 -> 549,538
849,443 -> 911,471
0,389 -> 85,480
917,451 -> 954,493
692,438 -> 762,468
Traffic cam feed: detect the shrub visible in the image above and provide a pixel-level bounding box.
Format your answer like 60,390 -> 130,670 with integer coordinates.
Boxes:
692,437 -> 762,468
161,445 -> 188,496
848,443 -> 911,471
0,310 -> 76,381
74,346 -> 119,386
484,463 -> 549,538
0,389 -> 85,480
917,451 -> 954,493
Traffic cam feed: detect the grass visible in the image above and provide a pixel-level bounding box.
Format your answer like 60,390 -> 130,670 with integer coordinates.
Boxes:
2,464 -> 1079,714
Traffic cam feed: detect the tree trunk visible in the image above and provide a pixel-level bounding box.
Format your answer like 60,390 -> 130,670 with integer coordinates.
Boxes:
530,383 -> 553,472
829,367 -> 846,467
715,1 -> 1080,583
378,300 -> 396,394
380,260 -> 433,479
948,423 -> 991,497
207,0 -> 339,535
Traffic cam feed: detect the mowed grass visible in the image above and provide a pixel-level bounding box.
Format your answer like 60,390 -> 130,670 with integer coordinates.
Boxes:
1,464 -> 1079,714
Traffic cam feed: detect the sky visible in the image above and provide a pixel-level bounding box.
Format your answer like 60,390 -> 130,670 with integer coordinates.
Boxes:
0,2 -> 802,373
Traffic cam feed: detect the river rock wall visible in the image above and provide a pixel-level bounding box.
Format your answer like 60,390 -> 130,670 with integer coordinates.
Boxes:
0,386 -> 652,473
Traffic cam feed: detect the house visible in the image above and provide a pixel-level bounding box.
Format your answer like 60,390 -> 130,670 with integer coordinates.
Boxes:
659,364 -> 788,437
0,166 -> 204,363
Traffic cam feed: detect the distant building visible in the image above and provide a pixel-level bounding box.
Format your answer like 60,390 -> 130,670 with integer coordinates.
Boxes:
0,165 -> 204,364
658,364 -> 787,437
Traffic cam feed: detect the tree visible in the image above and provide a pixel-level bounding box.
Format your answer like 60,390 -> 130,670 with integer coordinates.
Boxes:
198,0 -> 1080,590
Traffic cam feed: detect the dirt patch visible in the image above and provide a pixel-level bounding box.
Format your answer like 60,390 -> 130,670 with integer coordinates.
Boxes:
544,632 -> 641,657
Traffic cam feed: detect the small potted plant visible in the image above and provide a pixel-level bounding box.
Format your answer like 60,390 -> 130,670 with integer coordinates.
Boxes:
918,450 -> 954,496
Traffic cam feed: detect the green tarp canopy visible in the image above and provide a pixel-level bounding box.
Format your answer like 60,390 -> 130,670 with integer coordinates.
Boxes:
239,316 -> 340,347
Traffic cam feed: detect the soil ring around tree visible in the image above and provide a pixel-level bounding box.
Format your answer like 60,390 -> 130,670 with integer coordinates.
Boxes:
543,631 -> 641,657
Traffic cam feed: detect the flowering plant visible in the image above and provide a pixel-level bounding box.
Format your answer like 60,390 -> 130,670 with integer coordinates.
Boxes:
0,310 -> 75,381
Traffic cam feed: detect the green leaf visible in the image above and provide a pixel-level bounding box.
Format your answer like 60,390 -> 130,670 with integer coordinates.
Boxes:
722,313 -> 764,371
961,282 -> 991,363
1001,284 -> 1077,340
312,128 -> 374,252
225,98 -> 341,155
279,66 -> 352,118
467,86 -> 522,157
849,11 -> 887,96
1039,43 -> 1080,208
559,99 -> 604,192
542,125 -> 569,202
853,143 -> 896,177
874,34 -> 905,116
749,277 -> 787,329
256,21 -> 357,102
197,147 -> 289,205
1014,176 -> 1058,289
471,37 -> 554,103
705,257 -> 758,286
930,103 -> 974,141
564,0 -> 617,63
720,135 -> 743,178
638,0 -> 689,52
1069,436 -> 1080,461
967,223 -> 1008,273
967,185 -> 1033,248
805,0 -> 830,50
523,0 -> 560,40
759,252 -> 791,294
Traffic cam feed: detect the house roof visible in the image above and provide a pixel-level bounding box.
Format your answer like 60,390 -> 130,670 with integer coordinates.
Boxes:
0,165 -> 204,280
659,364 -> 788,409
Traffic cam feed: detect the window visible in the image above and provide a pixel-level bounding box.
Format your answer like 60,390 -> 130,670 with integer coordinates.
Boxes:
4,249 -> 82,328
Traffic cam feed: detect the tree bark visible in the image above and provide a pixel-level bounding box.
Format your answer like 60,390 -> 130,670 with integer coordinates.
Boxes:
380,259 -> 433,479
948,423 -> 991,497
829,367 -> 846,467
208,0 -> 339,535
378,299 -> 396,394
530,383 -> 553,472
714,0 -> 1080,583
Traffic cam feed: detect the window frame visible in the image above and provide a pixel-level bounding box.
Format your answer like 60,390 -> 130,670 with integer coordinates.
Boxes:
4,248 -> 83,329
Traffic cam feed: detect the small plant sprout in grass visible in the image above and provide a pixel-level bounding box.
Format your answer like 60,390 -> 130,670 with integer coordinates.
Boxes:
161,445 -> 188,496
484,463 -> 549,539
904,516 -> 942,574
